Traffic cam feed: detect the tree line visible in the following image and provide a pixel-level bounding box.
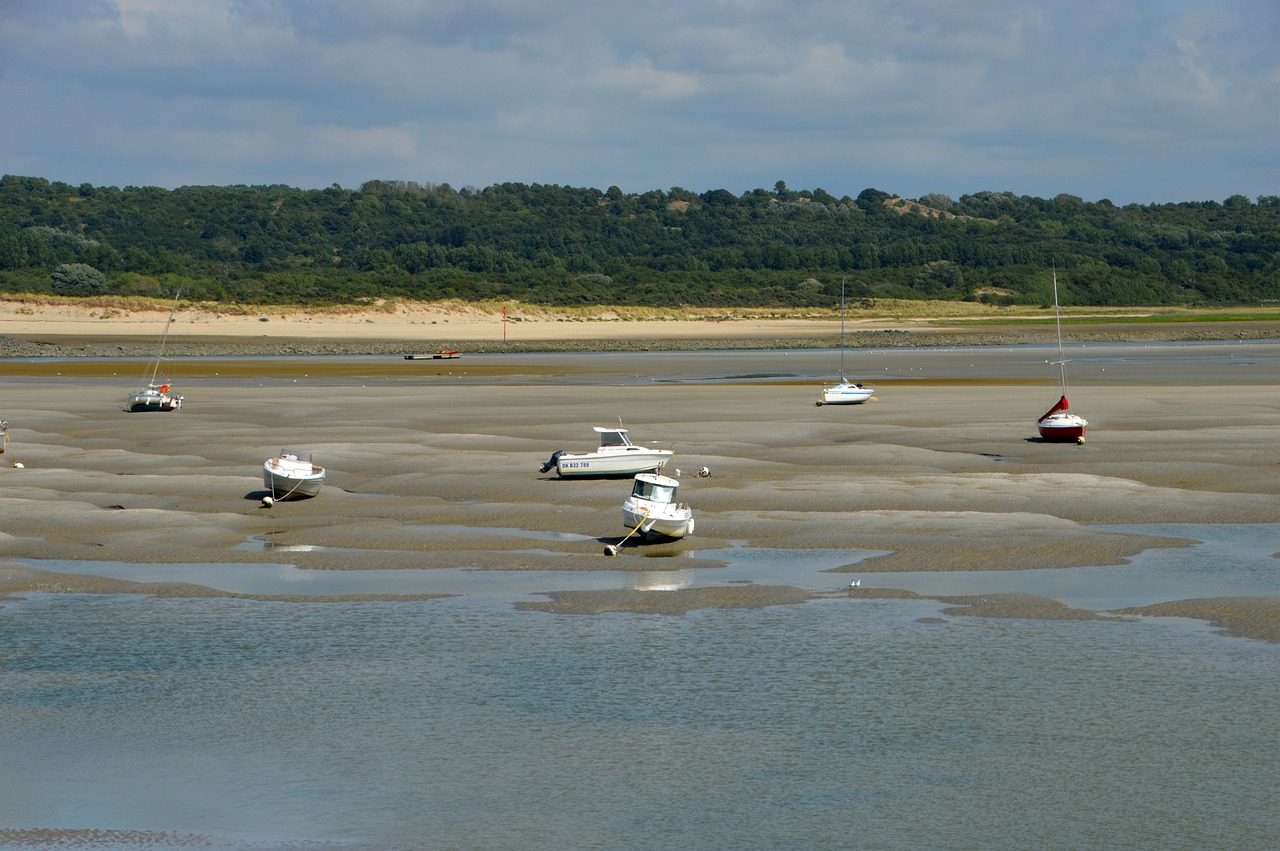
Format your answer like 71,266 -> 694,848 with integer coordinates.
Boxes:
1,174 -> 1277,308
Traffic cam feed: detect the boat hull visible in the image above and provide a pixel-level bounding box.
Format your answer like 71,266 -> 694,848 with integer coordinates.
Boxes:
555,450 -> 672,478
1037,413 -> 1088,442
263,456 -> 325,499
623,503 -> 695,539
127,388 -> 182,412
818,381 -> 873,405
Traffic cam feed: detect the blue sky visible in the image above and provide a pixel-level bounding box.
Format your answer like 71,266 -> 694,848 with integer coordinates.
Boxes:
2,0 -> 1276,205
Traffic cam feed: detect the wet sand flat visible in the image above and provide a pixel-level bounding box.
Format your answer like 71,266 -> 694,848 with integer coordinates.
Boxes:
1,338 -> 1279,637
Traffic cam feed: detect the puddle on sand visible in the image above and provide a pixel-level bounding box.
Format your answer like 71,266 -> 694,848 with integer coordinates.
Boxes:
16,544 -> 876,602
18,524 -> 1280,610
233,524 -> 596,554
234,534 -> 364,553
410,524 -> 596,542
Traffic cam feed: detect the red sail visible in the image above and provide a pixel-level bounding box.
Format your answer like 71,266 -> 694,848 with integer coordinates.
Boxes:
1039,395 -> 1069,421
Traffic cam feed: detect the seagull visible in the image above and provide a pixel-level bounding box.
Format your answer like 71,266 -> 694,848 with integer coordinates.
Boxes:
848,579 -> 861,588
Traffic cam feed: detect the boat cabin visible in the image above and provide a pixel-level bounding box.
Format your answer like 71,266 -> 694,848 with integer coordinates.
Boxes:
595,427 -> 637,449
631,473 -> 680,504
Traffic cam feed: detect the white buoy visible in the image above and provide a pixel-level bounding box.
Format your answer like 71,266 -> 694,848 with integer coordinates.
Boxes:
12,462 -> 23,469
261,496 -> 275,508
604,544 -> 619,556
697,466 -> 711,477
1076,436 -> 1086,445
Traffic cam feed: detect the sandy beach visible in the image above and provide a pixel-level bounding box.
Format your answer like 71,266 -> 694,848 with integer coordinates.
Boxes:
2,306 -> 1279,641
4,296 -> 1279,357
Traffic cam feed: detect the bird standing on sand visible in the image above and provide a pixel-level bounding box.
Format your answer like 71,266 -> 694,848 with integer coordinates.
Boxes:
849,579 -> 861,588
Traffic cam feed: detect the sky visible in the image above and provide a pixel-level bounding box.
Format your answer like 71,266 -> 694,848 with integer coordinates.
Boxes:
1,0 -> 1277,206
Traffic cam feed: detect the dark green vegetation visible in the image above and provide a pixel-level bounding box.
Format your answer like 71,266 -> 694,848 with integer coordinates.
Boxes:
1,175 -> 1277,308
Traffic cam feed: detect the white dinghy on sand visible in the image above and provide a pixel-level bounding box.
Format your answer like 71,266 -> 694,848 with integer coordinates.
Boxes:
262,450 -> 325,501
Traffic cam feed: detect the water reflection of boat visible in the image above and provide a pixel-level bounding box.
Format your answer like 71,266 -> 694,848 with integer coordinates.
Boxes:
540,426 -> 673,478
622,473 -> 694,539
263,450 -> 325,499
630,571 -> 694,592
1037,268 -> 1088,443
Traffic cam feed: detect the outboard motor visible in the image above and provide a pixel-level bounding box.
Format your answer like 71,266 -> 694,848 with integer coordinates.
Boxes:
539,450 -> 566,474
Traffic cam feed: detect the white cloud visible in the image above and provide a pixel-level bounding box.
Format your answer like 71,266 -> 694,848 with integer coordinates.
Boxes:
594,61 -> 701,101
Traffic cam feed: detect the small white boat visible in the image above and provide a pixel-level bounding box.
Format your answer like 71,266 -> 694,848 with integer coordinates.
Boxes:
817,281 -> 874,405
622,473 -> 694,539
263,450 -> 325,499
819,378 -> 874,406
1037,268 -> 1088,443
127,294 -> 183,413
540,427 -> 673,478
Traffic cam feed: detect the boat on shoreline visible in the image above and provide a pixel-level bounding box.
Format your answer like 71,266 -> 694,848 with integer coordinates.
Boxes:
404,350 -> 460,360
126,294 -> 183,413
263,450 -> 325,499
621,472 -> 694,539
1037,268 -> 1088,443
540,426 -> 673,478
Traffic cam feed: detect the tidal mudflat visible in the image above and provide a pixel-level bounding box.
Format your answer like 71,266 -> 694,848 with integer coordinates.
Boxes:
2,340 -> 1279,848
2,340 -> 1278,631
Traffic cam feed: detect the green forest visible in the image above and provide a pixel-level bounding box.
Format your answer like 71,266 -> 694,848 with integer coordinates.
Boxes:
1,174 -> 1277,308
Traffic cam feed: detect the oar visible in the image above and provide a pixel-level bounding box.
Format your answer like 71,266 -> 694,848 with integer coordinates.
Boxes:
604,514 -> 649,556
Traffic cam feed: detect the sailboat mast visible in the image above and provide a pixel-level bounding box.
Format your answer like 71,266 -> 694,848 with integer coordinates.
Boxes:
1052,268 -> 1068,394
838,280 -> 846,380
144,292 -> 180,386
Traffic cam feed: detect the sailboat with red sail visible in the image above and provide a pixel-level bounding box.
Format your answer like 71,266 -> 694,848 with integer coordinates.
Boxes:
1037,268 -> 1088,443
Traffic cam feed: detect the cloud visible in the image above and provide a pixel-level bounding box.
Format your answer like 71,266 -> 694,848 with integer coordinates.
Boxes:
0,0 -> 1275,203
595,61 -> 701,101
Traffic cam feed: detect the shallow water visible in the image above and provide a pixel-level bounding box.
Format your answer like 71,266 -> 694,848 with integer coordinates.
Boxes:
2,604 -> 1276,849
844,522 -> 1280,609
20,523 -> 1280,607
2,526 -> 1278,849
8,338 -> 1280,388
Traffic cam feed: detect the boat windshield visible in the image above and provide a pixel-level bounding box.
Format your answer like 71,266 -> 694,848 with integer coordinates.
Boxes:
632,479 -> 675,503
598,430 -> 632,448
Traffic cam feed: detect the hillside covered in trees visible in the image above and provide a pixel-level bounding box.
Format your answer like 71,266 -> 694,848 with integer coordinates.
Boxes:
1,175 -> 1277,308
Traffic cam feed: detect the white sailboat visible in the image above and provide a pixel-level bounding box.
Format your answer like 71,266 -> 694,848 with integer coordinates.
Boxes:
126,294 -> 183,412
1036,268 -> 1088,443
817,281 -> 873,405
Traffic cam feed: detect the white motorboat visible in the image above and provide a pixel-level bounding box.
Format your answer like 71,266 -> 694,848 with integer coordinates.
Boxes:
263,450 -> 326,499
622,473 -> 694,539
127,293 -> 183,412
817,281 -> 874,405
1036,268 -> 1088,443
540,427 -> 673,478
